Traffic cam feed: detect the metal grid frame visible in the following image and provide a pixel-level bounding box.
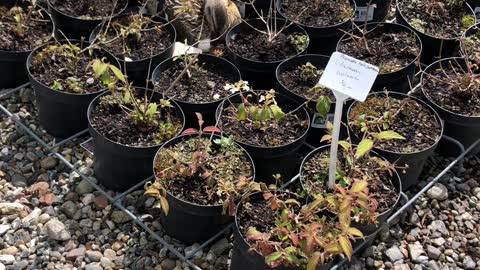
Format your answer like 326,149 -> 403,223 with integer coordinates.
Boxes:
1,82 -> 479,270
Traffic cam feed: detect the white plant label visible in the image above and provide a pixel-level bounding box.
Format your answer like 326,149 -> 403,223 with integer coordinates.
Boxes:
355,6 -> 375,22
319,52 -> 379,102
172,42 -> 202,57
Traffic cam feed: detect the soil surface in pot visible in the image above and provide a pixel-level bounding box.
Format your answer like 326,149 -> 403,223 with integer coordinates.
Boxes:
398,0 -> 473,39
154,57 -> 237,103
30,44 -> 111,94
49,0 -> 125,19
154,136 -> 253,205
90,91 -> 183,147
423,61 -> 480,116
301,150 -> 397,214
349,95 -> 442,153
97,14 -> 173,61
279,0 -> 353,27
0,5 -> 52,51
279,62 -> 333,100
229,30 -> 303,62
339,26 -> 419,73
462,27 -> 480,67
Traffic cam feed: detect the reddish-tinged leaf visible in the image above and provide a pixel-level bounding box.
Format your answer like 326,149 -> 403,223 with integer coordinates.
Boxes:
339,235 -> 353,260
181,128 -> 199,135
351,180 -> 368,193
265,252 -> 283,267
346,227 -> 364,238
307,252 -> 321,270
203,126 -> 222,133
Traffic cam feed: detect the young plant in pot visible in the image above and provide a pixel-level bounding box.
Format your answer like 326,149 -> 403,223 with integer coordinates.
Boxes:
144,115 -> 256,243
87,60 -> 185,191
90,12 -> 176,86
275,55 -> 335,146
276,0 -> 355,55
421,57 -> 480,155
0,0 -> 54,89
225,4 -> 309,89
461,23 -> 480,68
347,91 -> 443,190
152,53 -> 241,128
337,22 -> 422,93
47,0 -> 128,39
27,40 -> 120,138
231,187 -> 368,270
216,81 -> 310,183
396,0 -> 477,64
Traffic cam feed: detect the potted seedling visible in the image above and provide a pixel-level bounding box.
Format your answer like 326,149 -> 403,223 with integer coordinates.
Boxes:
348,92 -> 443,190
144,115 -> 256,243
152,53 -> 241,128
353,0 -> 392,23
337,22 -> 422,93
225,2 -> 309,89
396,0 -> 476,64
90,13 -> 176,86
461,23 -> 480,67
47,0 -> 128,39
276,0 -> 355,55
216,82 -> 310,182
27,40 -> 120,138
421,57 -> 480,155
87,59 -> 185,191
0,0 -> 54,89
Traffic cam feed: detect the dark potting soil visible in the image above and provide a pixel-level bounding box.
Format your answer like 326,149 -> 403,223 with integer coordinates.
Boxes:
218,104 -> 309,147
279,64 -> 333,100
398,0 -> 472,39
30,44 -> 110,94
280,0 -> 353,27
49,0 -> 125,19
339,28 -> 420,73
98,14 -> 173,61
423,61 -> 480,116
154,137 -> 254,206
90,92 -> 183,147
237,199 -> 278,240
301,150 -> 398,214
0,6 -> 52,51
349,95 -> 442,153
229,31 -> 301,62
154,60 -> 236,103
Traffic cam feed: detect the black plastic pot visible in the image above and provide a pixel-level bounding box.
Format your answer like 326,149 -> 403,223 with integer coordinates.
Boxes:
276,0 -> 356,55
421,57 -> 480,155
354,0 -> 391,23
151,54 -> 241,128
231,192 -> 335,270
89,14 -> 176,86
216,90 -> 310,183
47,0 -> 128,40
337,22 -> 422,93
347,92 -> 443,190
0,9 -> 55,89
27,40 -> 120,138
87,88 -> 185,191
154,133 -> 255,244
395,0 -> 475,64
225,18 -> 309,90
299,145 -> 402,235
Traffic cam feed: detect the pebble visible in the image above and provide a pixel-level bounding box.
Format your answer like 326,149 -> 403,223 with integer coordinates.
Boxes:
210,238 -> 229,255
385,246 -> 404,262
0,255 -> 14,265
110,211 -> 130,224
75,180 -> 95,195
40,156 -> 57,170
45,219 -> 71,241
86,250 -> 103,262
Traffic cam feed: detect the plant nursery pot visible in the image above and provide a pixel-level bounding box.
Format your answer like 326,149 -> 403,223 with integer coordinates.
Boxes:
395,0 -> 475,65
275,54 -> 336,147
89,14 -> 176,86
216,91 -> 310,183
337,22 -> 422,93
0,9 -> 55,89
354,0 -> 392,23
299,145 -> 402,235
47,0 -> 128,40
27,40 -> 120,138
151,54 -> 241,128
352,230 -> 379,254
276,0 -> 356,55
231,192 -> 336,270
87,88 -> 185,191
154,133 -> 255,244
225,18 -> 309,90
347,92 -> 443,190
421,57 -> 480,155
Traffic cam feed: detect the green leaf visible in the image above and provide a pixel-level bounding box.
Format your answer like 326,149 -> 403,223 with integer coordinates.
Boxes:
265,252 -> 283,265
307,252 -> 321,270
338,140 -> 351,151
316,95 -> 331,119
123,91 -> 131,103
339,235 -> 353,260
346,227 -> 364,238
159,196 -> 169,216
237,103 -> 247,121
259,107 -> 272,121
92,60 -> 107,79
146,103 -> 158,116
355,139 -> 373,158
270,104 -> 285,121
109,65 -> 126,83
374,131 -> 406,140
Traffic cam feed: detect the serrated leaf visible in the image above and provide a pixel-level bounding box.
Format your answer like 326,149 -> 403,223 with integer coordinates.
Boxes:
92,60 -> 107,78
265,252 -> 283,265
316,96 -> 331,119
339,235 -> 353,260
146,103 -> 158,116
346,227 -> 364,238
237,103 -> 247,121
307,252 -> 321,270
320,134 -> 332,142
159,196 -> 169,216
109,65 -> 126,83
338,141 -> 351,151
351,180 -> 368,193
270,104 -> 285,121
355,139 -> 373,158
374,130 -> 406,140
